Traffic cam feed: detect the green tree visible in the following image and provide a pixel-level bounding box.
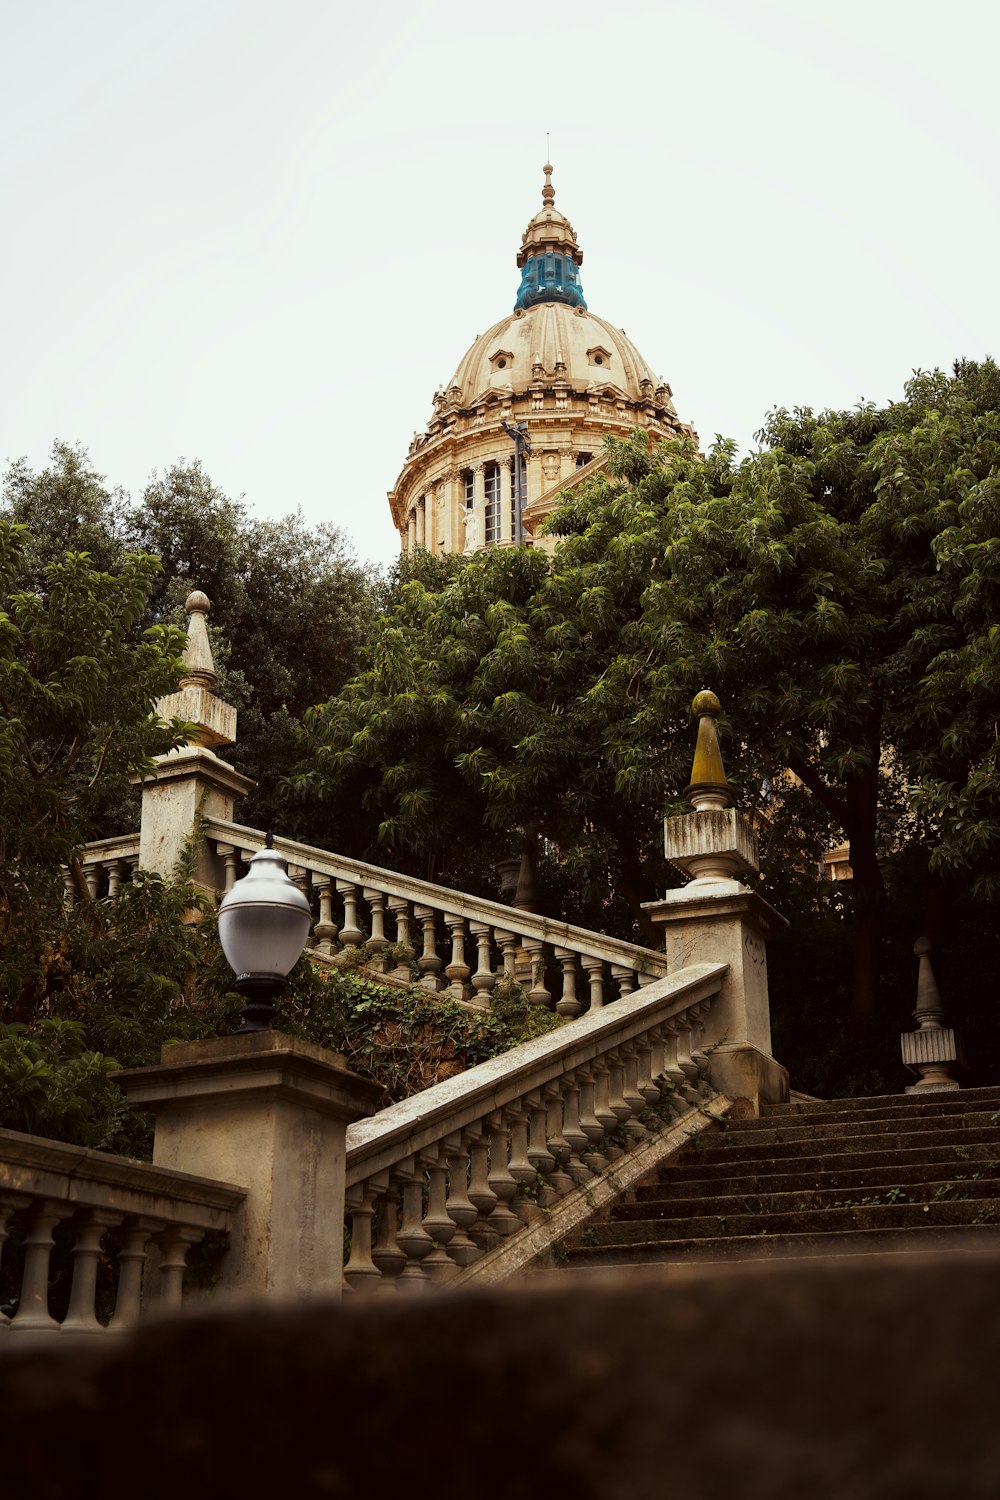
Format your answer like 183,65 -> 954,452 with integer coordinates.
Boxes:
293,361 -> 1000,1046
125,462 -> 379,829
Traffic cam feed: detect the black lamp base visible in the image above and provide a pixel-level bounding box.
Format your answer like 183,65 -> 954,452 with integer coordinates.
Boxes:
233,973 -> 286,1033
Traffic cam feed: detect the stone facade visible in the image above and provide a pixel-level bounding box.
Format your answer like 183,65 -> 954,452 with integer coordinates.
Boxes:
388,165 -> 697,556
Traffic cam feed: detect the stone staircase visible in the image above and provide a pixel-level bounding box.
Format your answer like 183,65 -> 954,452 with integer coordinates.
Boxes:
562,1085 -> 1000,1272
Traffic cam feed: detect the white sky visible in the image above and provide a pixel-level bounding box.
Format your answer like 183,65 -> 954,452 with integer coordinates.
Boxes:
2,0 -> 997,570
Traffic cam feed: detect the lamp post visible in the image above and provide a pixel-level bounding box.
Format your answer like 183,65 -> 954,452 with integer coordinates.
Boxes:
218,834 -> 312,1032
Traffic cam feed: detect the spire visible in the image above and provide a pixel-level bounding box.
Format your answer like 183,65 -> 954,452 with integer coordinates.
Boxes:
514,163 -> 587,312
155,588 -> 236,750
685,691 -> 733,812
179,589 -> 217,690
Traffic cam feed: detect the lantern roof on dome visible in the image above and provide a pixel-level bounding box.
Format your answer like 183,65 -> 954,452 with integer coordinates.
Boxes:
515,164 -> 586,311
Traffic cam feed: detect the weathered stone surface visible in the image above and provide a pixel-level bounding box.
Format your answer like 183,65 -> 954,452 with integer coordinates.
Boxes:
116,1033 -> 382,1300
2,1255 -> 999,1497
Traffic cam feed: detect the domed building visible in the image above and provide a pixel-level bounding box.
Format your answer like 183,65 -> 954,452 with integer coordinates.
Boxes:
388,165 -> 698,555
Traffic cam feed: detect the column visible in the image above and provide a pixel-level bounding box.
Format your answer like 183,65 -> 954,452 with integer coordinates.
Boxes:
407,509 -> 417,554
415,497 -> 426,550
471,464 -> 486,553
116,1032 -> 383,1299
500,458 -> 514,544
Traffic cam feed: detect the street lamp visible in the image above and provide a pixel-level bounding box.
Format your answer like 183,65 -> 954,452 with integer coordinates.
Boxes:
218,834 -> 312,1032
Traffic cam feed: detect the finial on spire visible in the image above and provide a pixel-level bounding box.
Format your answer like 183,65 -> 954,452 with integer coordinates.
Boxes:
685,691 -> 733,812
180,589 -> 218,691
542,161 -> 555,209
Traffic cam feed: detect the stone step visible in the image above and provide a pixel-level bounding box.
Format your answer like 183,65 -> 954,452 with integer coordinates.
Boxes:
763,1085 -> 1000,1119
667,1123 -> 1000,1169
718,1108 -> 1000,1147
561,1221 -> 1000,1269
571,1196 -> 1000,1247
618,1174 -> 1000,1221
638,1156 -> 1000,1200
660,1139 -> 1000,1183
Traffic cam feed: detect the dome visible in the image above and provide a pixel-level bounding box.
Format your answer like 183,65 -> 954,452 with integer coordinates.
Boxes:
388,165 -> 696,553
446,303 -> 668,411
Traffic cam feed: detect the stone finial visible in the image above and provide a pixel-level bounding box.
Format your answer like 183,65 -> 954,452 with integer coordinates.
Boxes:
902,937 -> 961,1092
542,161 -> 555,209
180,590 -> 217,691
685,691 -> 732,812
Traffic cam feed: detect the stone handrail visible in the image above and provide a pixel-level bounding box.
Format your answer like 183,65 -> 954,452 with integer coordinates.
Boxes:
0,1129 -> 244,1338
339,962 -> 727,1292
73,832 -> 141,903
203,816 -> 670,1014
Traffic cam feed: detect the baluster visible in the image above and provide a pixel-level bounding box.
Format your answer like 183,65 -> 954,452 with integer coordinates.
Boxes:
63,868 -> 76,910
669,1017 -> 703,1105
444,915 -> 471,1002
606,1048 -> 633,1131
344,1181 -> 383,1295
577,1064 -> 610,1174
560,1072 -> 592,1185
506,1104 -> 538,1221
620,1042 -> 650,1142
555,949 -> 582,1019
10,1202 -> 73,1333
84,864 -> 100,900
395,1158 -> 434,1289
0,1196 -> 24,1332
659,1019 -> 693,1108
544,1082 -> 574,1194
581,956 -> 605,1011
636,1029 -> 663,1108
465,1126 -> 500,1251
591,1057 -> 621,1158
109,1219 -> 155,1331
611,963 -> 636,999
61,1210 -> 122,1334
526,1090 -> 557,1204
494,929 -> 518,979
689,998 -> 712,1075
421,1147 -> 458,1283
312,877 -> 338,955
364,887 -> 390,957
414,905 -> 444,991
444,1135 -> 480,1266
469,923 -> 497,1009
387,898 -> 415,981
157,1226 -> 199,1313
371,1178 -> 407,1288
486,1112 -> 522,1236
217,843 -> 241,893
106,860 -> 126,897
337,881 -> 363,949
522,938 -> 551,1008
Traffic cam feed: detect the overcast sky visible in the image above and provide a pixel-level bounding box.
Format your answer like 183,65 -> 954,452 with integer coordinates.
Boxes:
2,0 -> 997,570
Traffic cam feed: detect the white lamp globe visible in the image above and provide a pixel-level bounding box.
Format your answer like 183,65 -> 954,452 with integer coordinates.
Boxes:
218,846 -> 312,979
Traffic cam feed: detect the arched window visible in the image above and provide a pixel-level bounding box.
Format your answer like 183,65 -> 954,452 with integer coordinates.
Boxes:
576,452 -> 593,469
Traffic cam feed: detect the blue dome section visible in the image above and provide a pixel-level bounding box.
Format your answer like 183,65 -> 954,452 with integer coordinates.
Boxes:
515,252 -> 587,311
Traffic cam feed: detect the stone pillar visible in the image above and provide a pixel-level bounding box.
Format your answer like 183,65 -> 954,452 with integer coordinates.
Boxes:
140,591 -> 253,890
116,1032 -> 383,1300
415,496 -> 426,549
500,458 -> 514,544
406,509 -> 417,554
472,464 -> 486,553
642,692 -> 788,1112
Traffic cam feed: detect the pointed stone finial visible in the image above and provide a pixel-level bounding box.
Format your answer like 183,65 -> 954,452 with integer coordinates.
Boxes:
542,162 -> 555,209
180,590 -> 217,691
685,691 -> 733,812
901,936 -> 961,1092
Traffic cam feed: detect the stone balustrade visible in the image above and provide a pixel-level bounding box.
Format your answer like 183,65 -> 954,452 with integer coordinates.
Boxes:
0,1129 -> 244,1338
203,816 -> 669,1013
71,833 -> 142,904
340,962 -> 727,1293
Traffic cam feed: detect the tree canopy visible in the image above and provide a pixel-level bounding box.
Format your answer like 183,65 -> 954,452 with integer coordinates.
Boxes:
291,361 -> 1000,1079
